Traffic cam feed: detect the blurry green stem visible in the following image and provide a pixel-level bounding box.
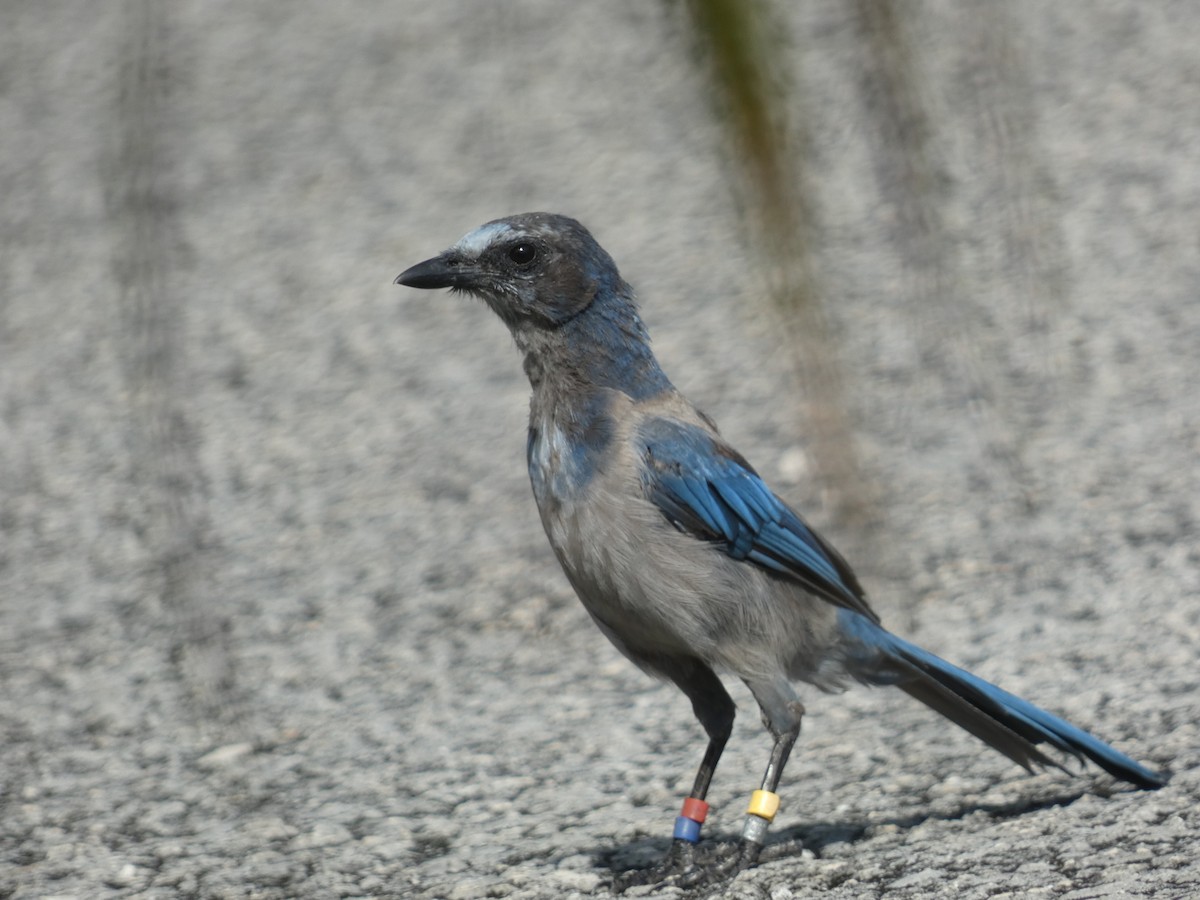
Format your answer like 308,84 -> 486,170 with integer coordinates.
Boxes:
682,0 -> 876,527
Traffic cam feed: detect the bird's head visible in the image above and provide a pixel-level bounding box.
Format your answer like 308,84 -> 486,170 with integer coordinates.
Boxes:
397,213 -> 671,397
395,213 -> 622,332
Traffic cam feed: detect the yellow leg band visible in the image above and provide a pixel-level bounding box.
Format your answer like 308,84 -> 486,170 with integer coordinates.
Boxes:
746,790 -> 780,822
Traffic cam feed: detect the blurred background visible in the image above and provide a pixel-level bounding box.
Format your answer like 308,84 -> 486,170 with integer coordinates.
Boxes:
2,1 -> 1197,897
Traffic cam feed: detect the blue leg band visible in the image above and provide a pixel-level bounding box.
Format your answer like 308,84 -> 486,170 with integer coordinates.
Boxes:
673,815 -> 702,843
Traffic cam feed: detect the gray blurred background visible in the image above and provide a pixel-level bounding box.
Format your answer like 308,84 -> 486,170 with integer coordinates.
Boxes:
1,1 -> 1197,898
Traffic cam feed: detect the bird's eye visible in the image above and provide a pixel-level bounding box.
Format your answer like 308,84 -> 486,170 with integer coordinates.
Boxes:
508,243 -> 537,266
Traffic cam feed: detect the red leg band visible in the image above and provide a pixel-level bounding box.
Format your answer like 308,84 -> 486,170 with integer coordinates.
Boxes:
680,797 -> 709,823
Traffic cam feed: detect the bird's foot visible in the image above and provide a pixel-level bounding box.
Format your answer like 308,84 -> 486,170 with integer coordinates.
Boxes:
681,839 -> 761,887
611,839 -> 699,892
612,839 -> 763,892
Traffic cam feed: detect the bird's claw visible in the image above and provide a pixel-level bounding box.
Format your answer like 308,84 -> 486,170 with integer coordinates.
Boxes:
611,839 -> 697,892
612,839 -> 763,892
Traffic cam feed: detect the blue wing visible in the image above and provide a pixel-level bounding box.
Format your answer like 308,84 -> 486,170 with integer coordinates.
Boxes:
639,417 -> 878,622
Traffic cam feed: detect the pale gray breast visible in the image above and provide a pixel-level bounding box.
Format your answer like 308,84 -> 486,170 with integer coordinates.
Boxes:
527,391 -> 848,688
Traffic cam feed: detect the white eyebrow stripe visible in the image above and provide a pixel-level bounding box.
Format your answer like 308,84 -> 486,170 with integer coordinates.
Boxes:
452,222 -> 514,257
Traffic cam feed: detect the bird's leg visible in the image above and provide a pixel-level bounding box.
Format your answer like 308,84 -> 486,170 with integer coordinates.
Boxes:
664,724 -> 731,869
611,726 -> 730,892
734,707 -> 802,870
612,660 -> 734,891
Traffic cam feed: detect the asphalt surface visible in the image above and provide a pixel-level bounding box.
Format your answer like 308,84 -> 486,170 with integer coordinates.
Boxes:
2,2 -> 1197,898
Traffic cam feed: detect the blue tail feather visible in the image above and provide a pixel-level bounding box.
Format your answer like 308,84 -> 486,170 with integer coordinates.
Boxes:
839,611 -> 1166,790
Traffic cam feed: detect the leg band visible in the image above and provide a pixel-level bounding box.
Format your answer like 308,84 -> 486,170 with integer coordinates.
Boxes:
742,791 -> 780,847
741,813 -> 771,846
745,789 -> 780,822
673,815 -> 703,843
673,797 -> 710,843
680,797 -> 709,823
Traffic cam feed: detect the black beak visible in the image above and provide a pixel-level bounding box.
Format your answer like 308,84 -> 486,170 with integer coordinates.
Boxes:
394,254 -> 473,289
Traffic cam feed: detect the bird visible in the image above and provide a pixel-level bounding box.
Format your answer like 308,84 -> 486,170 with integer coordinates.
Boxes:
394,212 -> 1166,887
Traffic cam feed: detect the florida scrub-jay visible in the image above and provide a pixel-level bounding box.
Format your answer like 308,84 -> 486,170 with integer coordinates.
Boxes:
395,213 -> 1164,886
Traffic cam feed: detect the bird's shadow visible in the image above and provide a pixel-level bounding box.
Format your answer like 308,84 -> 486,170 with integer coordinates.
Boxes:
597,782 -> 1099,883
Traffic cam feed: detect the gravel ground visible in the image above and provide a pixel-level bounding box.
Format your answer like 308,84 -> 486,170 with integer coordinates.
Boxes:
2,2 -> 1197,898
